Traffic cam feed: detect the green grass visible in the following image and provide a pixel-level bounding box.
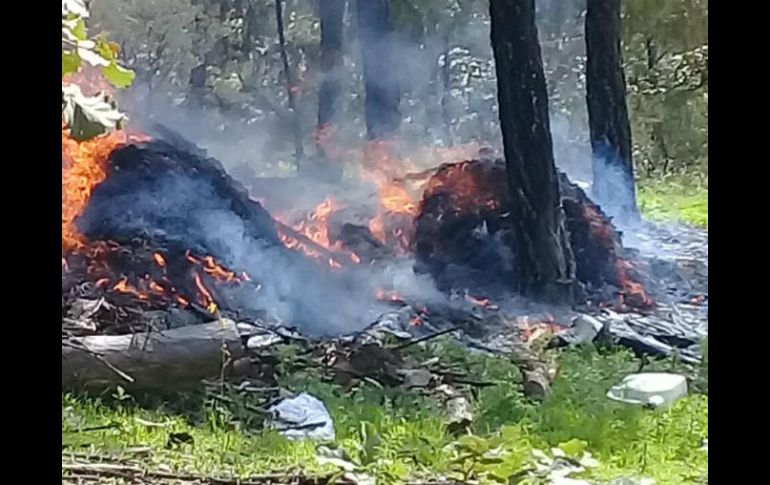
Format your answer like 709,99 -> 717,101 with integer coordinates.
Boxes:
637,177 -> 708,227
62,344 -> 708,484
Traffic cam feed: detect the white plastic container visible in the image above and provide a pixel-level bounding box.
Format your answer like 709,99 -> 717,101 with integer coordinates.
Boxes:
606,373 -> 688,408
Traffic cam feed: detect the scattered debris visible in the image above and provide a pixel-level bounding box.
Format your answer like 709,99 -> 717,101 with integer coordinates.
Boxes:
608,478 -> 656,485
269,393 -> 335,442
607,373 -> 688,408
553,314 -> 604,347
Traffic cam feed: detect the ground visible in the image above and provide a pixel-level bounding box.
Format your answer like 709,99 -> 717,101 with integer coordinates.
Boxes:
637,179 -> 708,228
63,344 -> 708,484
62,187 -> 708,485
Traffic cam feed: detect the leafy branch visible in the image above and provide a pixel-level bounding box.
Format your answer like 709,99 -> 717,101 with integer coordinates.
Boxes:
62,0 -> 135,141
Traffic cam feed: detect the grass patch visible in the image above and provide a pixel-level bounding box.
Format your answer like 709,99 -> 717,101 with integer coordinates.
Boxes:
637,177 -> 708,227
63,344 -> 707,484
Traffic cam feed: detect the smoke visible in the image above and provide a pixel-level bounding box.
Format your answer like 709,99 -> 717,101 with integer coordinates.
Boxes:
78,142 -> 445,336
84,0 -> 677,334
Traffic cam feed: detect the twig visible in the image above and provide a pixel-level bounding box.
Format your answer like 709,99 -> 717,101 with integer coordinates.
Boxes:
62,463 -> 317,485
65,422 -> 121,433
273,421 -> 327,432
206,393 -> 270,416
389,327 -> 460,351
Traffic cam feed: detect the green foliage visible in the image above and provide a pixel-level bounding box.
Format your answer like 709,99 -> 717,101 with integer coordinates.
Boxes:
62,84 -> 125,140
63,343 -> 707,484
61,0 -> 134,141
62,2 -> 135,87
637,178 -> 708,227
623,2 -> 708,178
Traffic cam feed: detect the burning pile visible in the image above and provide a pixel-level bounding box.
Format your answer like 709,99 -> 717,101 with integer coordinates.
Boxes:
62,118 -> 652,338
413,158 -> 652,309
62,126 -> 278,331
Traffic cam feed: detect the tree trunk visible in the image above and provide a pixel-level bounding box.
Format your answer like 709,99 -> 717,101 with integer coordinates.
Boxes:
585,0 -> 639,223
62,320 -> 245,392
275,0 -> 305,170
439,31 -> 454,146
489,0 -> 576,302
356,0 -> 400,140
318,0 -> 347,131
314,0 -> 347,182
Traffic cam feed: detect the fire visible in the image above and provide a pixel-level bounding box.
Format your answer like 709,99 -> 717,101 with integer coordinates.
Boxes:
192,271 -> 215,310
62,126 -> 124,251
62,69 -> 151,251
422,161 -> 501,212
275,197 -> 359,269
113,278 -> 148,300
615,260 -> 654,308
464,294 -> 499,310
378,184 -> 417,215
62,69 -> 241,315
375,288 -> 403,302
581,205 -> 653,309
273,139 -> 482,259
153,253 -> 166,268
185,250 -> 248,284
291,198 -> 339,249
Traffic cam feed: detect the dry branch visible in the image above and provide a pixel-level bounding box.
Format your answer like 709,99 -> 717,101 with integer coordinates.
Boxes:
61,462 -> 324,485
62,319 -> 245,392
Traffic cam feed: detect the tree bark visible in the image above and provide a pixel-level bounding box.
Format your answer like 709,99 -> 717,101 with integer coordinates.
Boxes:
62,320 -> 245,392
585,0 -> 639,223
317,0 -> 347,131
314,0 -> 347,182
275,0 -> 305,170
489,0 -> 576,302
355,0 -> 400,140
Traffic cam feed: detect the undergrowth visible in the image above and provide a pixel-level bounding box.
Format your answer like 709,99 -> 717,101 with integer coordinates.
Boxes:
62,343 -> 708,484
637,177 -> 708,227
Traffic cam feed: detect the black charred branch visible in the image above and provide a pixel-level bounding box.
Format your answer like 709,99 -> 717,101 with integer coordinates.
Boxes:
356,0 -> 401,140
489,0 -> 576,302
585,0 -> 639,222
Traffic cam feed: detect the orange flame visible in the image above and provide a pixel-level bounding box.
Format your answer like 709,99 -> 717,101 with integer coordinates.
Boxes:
153,253 -> 167,268
375,288 -> 403,301
62,127 -> 125,251
582,205 -> 653,309
113,278 -> 148,300
192,271 -> 215,310
276,197 -> 358,269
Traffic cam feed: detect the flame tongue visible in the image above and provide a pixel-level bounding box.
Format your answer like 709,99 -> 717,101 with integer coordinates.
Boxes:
62,126 -> 122,251
62,96 -> 240,315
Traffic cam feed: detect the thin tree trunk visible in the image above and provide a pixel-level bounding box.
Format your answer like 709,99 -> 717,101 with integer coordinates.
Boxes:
275,0 -> 305,170
315,0 -> 347,182
356,0 -> 400,140
440,31 -> 454,146
585,0 -> 639,223
317,0 -> 346,130
489,0 -> 576,302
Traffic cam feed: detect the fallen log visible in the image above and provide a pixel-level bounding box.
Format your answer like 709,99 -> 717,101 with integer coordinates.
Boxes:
62,319 -> 245,392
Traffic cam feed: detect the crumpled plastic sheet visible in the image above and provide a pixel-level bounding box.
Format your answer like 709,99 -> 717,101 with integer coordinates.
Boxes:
268,393 -> 335,442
